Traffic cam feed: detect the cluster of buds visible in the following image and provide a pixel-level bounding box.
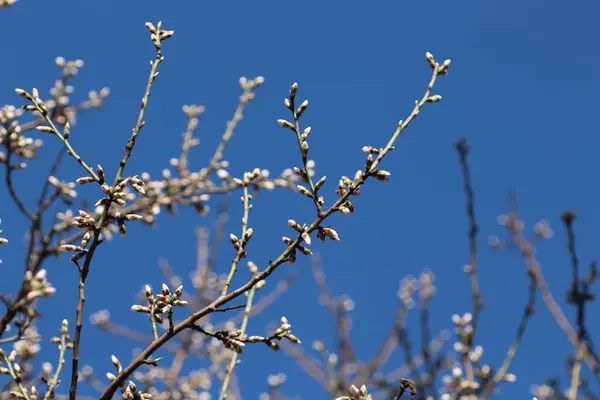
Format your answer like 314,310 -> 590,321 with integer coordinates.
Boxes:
233,168 -> 263,188
278,82 -> 305,127
359,150 -> 392,183
142,164 -> 297,220
238,75 -> 266,102
488,212 -> 538,251
0,105 -> 42,162
425,51 -> 452,76
444,313 -> 486,398
316,226 -> 340,242
212,328 -> 247,354
22,269 -> 56,304
335,171 -> 371,214
282,82 -> 308,120
122,380 -> 151,400
61,210 -> 98,262
91,171 -> 146,208
336,384 -> 372,400
281,235 -> 312,265
440,365 -> 480,400
361,146 -> 394,182
229,228 -> 254,259
145,21 -> 175,51
49,80 -> 70,107
49,319 -> 72,349
398,276 -> 418,309
86,87 -> 111,109
441,365 -> 514,400
278,83 -> 334,214
54,57 -> 84,79
451,313 -> 474,354
287,219 -> 312,245
53,57 -> 109,125
15,87 -> 52,118
362,145 -> 384,172
244,316 -> 301,351
131,283 -> 188,324
8,57 -> 107,165
285,219 -> 341,257
182,103 -> 205,119
419,270 -> 436,301
74,173 -> 147,237
442,312 -> 517,400
497,212 -> 524,234
72,210 -> 96,229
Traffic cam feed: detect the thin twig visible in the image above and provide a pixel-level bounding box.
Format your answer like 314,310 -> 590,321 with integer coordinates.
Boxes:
419,291 -> 435,397
44,322 -> 69,400
455,138 -> 483,335
220,179 -> 255,399
198,79 -> 262,181
288,94 -> 321,212
358,300 -> 408,384
36,114 -> 99,182
3,148 -> 34,220
221,184 -> 251,296
481,273 -> 536,399
218,288 -> 257,400
562,211 -> 592,399
569,345 -> 584,400
149,302 -> 159,340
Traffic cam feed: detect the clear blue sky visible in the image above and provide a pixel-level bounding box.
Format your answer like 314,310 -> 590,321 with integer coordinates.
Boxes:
1,0 -> 600,398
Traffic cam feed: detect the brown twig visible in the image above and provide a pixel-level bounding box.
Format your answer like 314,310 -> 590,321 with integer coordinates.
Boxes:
198,77 -> 264,181
561,211 -> 596,399
357,300 -> 409,385
455,138 -> 483,336
481,271 -> 536,399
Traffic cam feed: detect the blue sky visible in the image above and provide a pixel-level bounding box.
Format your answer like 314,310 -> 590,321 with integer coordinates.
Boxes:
1,0 -> 600,398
